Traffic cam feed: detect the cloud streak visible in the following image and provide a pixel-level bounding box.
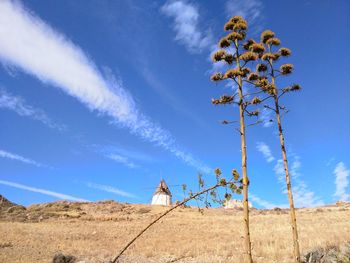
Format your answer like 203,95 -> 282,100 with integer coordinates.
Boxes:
259,108 -> 273,128
0,88 -> 66,131
333,162 -> 349,201
0,1 -> 211,174
249,193 -> 285,209
273,154 -> 323,208
93,144 -> 155,163
256,142 -> 274,162
86,182 -> 137,199
0,179 -> 88,202
107,153 -> 138,169
161,0 -> 212,53
0,149 -> 47,168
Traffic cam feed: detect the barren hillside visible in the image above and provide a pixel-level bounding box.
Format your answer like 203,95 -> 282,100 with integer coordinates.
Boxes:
0,198 -> 349,263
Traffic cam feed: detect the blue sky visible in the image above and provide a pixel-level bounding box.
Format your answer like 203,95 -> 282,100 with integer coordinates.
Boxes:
0,0 -> 349,208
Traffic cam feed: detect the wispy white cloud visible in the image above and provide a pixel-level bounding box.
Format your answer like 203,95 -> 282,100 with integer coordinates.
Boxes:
291,181 -> 323,208
333,162 -> 349,201
161,0 -> 212,53
256,141 -> 274,162
107,153 -> 138,169
290,156 -> 301,179
259,108 -> 273,128
0,88 -> 66,131
225,0 -> 263,33
273,159 -> 284,182
0,149 -> 47,168
249,193 -> 286,209
92,144 -> 153,169
0,1 -> 211,174
273,154 -> 323,208
0,179 -> 88,202
86,182 -> 137,199
95,144 -> 155,163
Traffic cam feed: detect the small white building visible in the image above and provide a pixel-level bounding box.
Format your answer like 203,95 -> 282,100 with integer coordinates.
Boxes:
224,199 -> 253,209
151,179 -> 172,206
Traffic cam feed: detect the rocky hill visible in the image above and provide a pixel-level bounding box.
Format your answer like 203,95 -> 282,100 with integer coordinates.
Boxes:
0,194 -> 18,209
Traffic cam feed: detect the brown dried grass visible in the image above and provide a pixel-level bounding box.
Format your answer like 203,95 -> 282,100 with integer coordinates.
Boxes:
0,201 -> 349,263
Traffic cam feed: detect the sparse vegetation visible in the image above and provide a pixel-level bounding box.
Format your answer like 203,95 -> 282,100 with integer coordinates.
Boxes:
0,199 -> 349,262
302,243 -> 350,263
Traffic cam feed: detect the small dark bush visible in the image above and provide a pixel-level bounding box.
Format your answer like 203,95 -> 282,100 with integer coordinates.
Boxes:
52,253 -> 76,263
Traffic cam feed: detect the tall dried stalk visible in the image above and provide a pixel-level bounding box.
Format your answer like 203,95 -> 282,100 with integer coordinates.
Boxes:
235,38 -> 252,263
247,30 -> 302,262
211,16 -> 262,263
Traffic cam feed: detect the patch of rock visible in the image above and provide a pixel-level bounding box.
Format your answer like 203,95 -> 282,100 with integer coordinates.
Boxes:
302,243 -> 350,263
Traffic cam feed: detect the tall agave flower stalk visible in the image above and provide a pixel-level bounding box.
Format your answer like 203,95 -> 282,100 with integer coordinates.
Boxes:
211,16 -> 261,263
247,30 -> 302,263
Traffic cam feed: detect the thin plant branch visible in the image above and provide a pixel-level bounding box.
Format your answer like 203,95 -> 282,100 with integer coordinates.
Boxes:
221,120 -> 239,125
110,183 -> 226,263
246,120 -> 262,127
263,104 -> 277,113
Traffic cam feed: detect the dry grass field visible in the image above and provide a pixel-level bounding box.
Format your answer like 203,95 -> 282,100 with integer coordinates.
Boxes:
0,197 -> 349,263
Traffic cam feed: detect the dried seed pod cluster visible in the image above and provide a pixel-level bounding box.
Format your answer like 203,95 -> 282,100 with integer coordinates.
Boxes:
266,37 -> 281,46
250,43 -> 265,54
262,52 -> 280,61
211,72 -> 224,82
243,39 -> 256,50
261,30 -> 275,43
250,97 -> 262,105
240,51 -> 258,62
255,30 -> 301,95
279,47 -> 291,56
224,68 -> 250,79
220,16 -> 248,49
256,63 -> 267,72
280,64 -> 293,75
282,84 -> 301,93
211,95 -> 234,105
224,16 -> 247,31
247,73 -> 259,81
212,50 -> 228,62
